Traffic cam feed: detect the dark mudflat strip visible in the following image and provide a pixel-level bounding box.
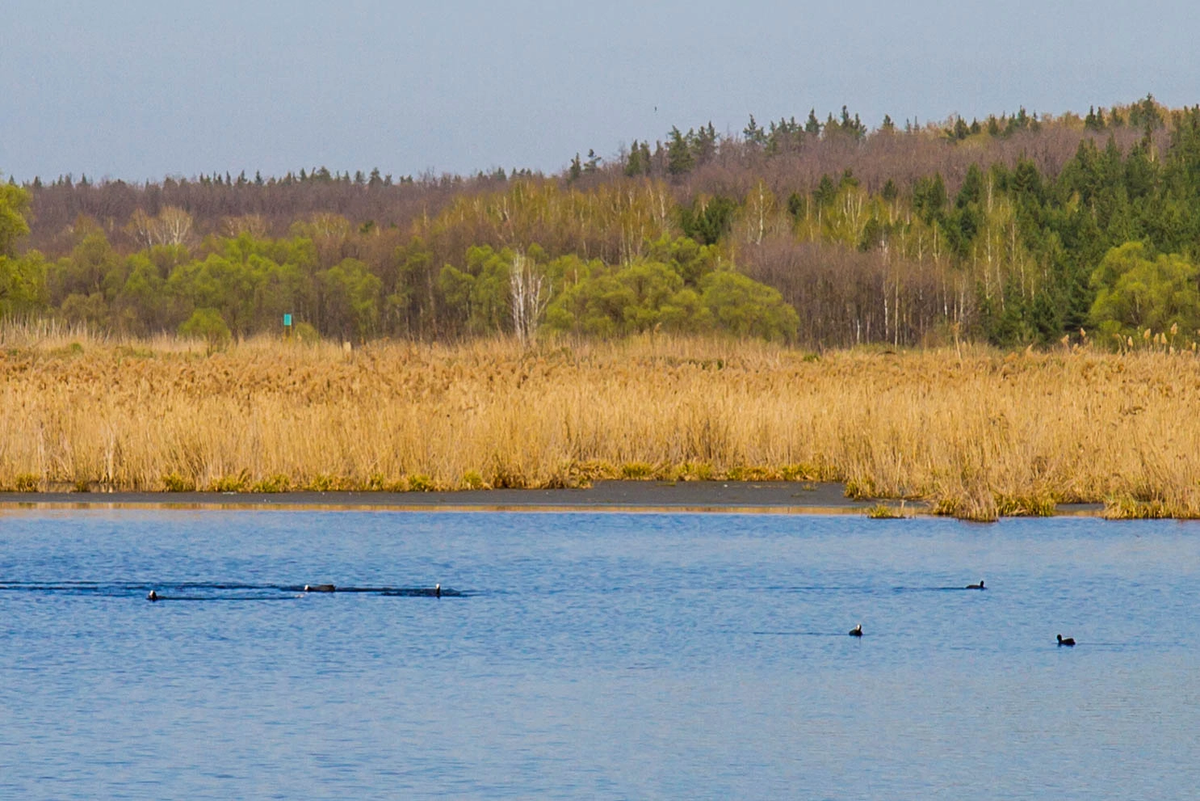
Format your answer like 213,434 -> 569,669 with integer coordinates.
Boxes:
0,480 -> 872,511
0,481 -> 1106,515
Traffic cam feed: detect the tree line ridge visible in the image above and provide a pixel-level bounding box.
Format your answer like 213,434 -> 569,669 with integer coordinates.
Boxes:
3,95 -> 1199,349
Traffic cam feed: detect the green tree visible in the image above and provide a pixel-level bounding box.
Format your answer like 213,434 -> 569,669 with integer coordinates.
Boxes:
112,252 -> 167,333
700,271 -> 799,341
388,237 -> 436,337
165,253 -> 261,335
944,164 -> 984,258
0,250 -> 48,319
667,127 -> 695,175
786,191 -> 806,221
617,260 -> 686,330
743,115 -> 766,147
813,175 -> 837,208
0,183 -> 46,319
1128,94 -> 1164,131
677,196 -> 736,245
0,182 -> 31,257
178,307 -> 232,348
691,122 -> 717,164
319,258 -> 382,340
881,179 -> 899,202
645,235 -> 720,284
625,140 -> 646,176
49,228 -> 122,306
60,292 -> 109,328
1089,241 -> 1200,342
437,245 -> 515,336
544,258 -> 714,338
545,271 -> 635,337
805,109 -> 821,137
912,174 -> 947,224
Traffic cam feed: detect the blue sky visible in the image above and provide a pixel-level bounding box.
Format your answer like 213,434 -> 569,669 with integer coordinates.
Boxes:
2,0 -> 1197,182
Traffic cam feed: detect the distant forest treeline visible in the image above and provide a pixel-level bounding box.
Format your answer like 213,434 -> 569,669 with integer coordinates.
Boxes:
4,95 -> 1200,348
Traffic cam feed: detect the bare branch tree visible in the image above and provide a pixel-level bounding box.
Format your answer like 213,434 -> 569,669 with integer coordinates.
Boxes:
154,206 -> 194,246
127,208 -> 156,248
510,252 -> 548,346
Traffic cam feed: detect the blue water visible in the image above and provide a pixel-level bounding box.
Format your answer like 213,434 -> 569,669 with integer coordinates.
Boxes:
1,511 -> 1198,799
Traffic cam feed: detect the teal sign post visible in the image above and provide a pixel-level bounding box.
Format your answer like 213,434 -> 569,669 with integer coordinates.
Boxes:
283,313 -> 292,327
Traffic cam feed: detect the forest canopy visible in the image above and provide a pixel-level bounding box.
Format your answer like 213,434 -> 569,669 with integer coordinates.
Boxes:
4,95 -> 1200,349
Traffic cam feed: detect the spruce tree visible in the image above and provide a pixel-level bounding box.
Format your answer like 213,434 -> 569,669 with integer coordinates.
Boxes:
805,109 -> 821,137
744,115 -> 766,146
814,174 -> 837,207
667,127 -> 695,175
625,140 -> 644,176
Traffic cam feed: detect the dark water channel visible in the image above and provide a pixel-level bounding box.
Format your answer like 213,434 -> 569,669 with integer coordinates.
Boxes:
1,511 -> 1197,799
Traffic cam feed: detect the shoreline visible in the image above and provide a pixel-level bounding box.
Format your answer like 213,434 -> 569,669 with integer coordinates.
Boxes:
0,480 -> 1108,516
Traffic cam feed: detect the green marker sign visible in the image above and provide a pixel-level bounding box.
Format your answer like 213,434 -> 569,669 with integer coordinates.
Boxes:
283,314 -> 292,326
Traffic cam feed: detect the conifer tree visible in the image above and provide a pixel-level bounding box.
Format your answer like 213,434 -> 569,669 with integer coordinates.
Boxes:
667,127 -> 695,175
814,174 -> 837,207
805,109 -> 821,136
692,123 -> 717,165
744,115 -> 766,146
625,140 -> 644,176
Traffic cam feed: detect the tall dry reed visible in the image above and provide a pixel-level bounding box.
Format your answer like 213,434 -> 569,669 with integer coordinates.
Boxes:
3,328 -> 1199,519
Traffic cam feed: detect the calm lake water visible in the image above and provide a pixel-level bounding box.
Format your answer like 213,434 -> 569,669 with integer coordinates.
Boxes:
1,510 -> 1197,799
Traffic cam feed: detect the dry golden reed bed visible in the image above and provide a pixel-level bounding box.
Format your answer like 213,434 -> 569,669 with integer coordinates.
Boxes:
2,323 -> 1199,520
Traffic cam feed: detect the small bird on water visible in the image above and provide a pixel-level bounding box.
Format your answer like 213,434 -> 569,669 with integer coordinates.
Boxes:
965,579 -> 985,590
1057,634 -> 1075,647
435,583 -> 441,598
849,624 -> 863,637
147,590 -> 158,602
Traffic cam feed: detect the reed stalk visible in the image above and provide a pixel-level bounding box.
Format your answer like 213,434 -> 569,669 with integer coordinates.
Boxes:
3,326 -> 1199,519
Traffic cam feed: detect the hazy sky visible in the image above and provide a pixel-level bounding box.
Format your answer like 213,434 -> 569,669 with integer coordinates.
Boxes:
2,1 -> 1197,182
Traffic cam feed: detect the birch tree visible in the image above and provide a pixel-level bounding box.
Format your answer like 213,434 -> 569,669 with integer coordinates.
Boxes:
510,251 -> 548,345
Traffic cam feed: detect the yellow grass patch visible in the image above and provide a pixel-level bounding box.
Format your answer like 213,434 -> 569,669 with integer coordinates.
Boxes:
3,325 -> 1200,519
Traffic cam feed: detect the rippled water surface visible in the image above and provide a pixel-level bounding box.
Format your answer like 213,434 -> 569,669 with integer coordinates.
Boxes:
1,510 -> 1198,799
